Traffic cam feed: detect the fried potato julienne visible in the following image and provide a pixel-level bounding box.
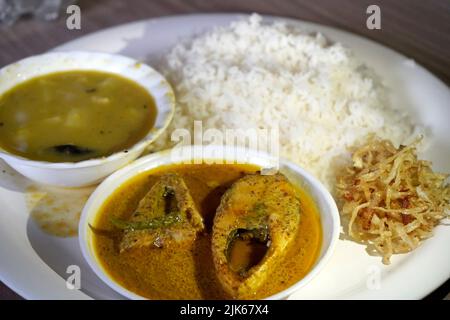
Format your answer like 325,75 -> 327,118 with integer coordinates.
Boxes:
337,136 -> 449,264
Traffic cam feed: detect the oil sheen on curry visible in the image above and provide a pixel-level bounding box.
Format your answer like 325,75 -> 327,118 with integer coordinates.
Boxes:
0,71 -> 156,162
92,164 -> 322,299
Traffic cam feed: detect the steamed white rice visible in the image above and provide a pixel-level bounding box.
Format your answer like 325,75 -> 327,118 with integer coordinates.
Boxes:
153,14 -> 416,188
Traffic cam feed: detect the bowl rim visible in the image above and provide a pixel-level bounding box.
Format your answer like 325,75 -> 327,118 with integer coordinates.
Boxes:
0,51 -> 175,169
78,145 -> 340,300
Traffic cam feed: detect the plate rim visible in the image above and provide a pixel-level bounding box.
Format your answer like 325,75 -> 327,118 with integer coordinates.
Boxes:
1,12 -> 449,300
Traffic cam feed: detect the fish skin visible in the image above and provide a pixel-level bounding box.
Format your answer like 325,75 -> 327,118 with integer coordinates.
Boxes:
212,173 -> 301,298
119,174 -> 204,252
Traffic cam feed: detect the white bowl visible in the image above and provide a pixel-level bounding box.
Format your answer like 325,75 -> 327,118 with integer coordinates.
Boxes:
0,51 -> 175,187
79,145 -> 340,300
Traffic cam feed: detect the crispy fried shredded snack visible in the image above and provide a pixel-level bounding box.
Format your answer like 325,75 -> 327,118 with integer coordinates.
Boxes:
336,136 -> 449,264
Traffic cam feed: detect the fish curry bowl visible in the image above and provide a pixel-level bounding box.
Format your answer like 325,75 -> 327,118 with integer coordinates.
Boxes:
79,145 -> 340,300
0,51 -> 174,187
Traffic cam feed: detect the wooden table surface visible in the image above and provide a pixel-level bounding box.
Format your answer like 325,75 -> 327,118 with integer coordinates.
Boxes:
0,0 -> 449,300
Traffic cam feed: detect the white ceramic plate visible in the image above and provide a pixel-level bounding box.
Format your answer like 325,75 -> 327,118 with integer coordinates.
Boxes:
0,14 -> 448,300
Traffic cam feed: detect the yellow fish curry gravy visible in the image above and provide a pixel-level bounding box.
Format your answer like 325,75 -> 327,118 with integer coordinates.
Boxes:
0,70 -> 157,162
92,164 -> 323,299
